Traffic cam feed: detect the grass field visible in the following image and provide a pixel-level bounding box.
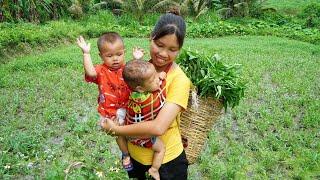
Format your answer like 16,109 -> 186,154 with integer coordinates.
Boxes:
1,36 -> 319,179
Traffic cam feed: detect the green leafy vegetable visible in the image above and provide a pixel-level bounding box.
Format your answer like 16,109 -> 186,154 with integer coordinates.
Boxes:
177,49 -> 246,109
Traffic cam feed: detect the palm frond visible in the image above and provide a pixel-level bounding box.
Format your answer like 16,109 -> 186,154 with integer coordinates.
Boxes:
195,6 -> 208,19
135,0 -> 146,10
93,2 -> 108,9
151,0 -> 180,12
193,0 -> 200,12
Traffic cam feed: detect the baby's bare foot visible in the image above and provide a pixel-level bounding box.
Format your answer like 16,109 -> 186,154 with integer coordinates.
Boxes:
148,167 -> 160,180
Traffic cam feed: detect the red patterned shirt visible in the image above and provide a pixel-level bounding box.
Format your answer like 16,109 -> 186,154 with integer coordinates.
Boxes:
125,80 -> 166,148
85,64 -> 130,117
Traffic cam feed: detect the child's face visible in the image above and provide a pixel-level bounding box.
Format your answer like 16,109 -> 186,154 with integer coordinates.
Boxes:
99,39 -> 125,70
141,65 -> 161,92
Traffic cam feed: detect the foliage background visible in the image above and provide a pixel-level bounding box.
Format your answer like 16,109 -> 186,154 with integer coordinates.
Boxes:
1,0 -> 320,61
1,0 -> 320,179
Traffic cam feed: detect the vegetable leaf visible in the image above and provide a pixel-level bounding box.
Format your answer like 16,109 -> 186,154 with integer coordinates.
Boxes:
177,49 -> 246,109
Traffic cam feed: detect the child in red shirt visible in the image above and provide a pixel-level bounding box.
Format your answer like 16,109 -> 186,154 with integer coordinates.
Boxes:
76,32 -> 135,171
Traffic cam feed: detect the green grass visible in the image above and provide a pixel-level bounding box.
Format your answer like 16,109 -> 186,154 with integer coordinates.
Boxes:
1,36 -> 320,179
2,9 -> 320,62
265,0 -> 320,15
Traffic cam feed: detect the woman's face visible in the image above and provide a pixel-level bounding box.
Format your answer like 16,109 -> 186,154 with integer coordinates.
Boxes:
150,34 -> 180,70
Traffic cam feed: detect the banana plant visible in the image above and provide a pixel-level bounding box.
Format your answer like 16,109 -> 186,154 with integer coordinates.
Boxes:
216,0 -> 268,18
189,0 -> 210,19
152,0 -> 211,19
94,0 -> 179,21
0,0 -> 72,22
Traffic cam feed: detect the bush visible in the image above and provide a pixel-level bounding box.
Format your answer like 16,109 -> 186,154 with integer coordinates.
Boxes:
299,3 -> 320,28
1,10 -> 320,61
300,3 -> 320,18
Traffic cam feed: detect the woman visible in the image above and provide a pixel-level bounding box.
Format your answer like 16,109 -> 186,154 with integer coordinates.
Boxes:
101,10 -> 190,180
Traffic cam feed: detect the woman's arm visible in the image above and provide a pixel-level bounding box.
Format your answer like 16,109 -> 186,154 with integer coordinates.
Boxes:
100,102 -> 182,136
100,66 -> 190,137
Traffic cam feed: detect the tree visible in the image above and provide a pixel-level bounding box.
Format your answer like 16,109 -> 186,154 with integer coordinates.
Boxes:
188,0 -> 211,19
93,0 -> 181,21
93,0 -> 212,20
151,0 -> 211,19
216,0 -> 267,19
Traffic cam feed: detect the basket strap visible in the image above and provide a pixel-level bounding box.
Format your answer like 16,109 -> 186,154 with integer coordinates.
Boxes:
177,87 -> 198,132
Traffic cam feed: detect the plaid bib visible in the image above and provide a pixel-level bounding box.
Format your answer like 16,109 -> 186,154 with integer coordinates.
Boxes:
125,80 -> 166,148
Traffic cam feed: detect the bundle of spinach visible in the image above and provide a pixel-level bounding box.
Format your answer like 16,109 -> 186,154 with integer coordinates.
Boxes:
177,49 -> 246,109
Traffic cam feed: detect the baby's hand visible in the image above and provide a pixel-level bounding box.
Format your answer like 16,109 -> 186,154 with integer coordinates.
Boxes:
159,72 -> 167,80
76,36 -> 91,54
133,47 -> 144,60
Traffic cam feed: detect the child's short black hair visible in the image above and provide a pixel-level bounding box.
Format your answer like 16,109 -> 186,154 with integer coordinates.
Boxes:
123,60 -> 153,89
97,32 -> 123,52
151,9 -> 186,48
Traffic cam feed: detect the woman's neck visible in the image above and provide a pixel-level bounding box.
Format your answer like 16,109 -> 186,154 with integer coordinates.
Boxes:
155,62 -> 175,73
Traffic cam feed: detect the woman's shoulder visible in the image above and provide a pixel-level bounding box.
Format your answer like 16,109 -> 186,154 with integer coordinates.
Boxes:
166,63 -> 191,90
165,63 -> 191,109
167,64 -> 190,82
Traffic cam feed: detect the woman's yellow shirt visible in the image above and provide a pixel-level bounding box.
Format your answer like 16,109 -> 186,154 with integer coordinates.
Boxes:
128,65 -> 191,165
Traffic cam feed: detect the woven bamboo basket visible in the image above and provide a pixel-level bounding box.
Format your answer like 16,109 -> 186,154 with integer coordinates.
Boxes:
180,89 -> 223,164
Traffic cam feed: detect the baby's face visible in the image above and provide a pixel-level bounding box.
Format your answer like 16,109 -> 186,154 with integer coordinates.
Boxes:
99,39 -> 125,70
142,65 -> 161,92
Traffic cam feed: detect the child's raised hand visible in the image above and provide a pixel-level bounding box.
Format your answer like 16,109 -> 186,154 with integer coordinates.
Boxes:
76,36 -> 90,54
133,47 -> 144,60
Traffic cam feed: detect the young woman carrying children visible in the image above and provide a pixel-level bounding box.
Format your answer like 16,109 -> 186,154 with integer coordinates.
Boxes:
100,10 -> 191,180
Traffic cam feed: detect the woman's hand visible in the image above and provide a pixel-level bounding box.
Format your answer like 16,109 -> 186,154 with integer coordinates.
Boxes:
99,116 -> 118,136
76,36 -> 91,54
